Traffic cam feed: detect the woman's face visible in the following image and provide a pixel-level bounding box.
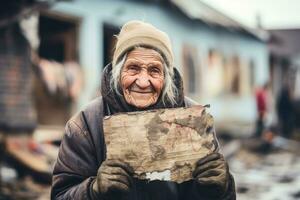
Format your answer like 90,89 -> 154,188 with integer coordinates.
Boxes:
120,48 -> 165,108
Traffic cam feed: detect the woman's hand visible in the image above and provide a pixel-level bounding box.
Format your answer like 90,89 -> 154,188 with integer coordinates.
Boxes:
93,159 -> 134,198
192,153 -> 230,198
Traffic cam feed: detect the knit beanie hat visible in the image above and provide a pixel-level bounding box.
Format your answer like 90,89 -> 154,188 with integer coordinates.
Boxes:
112,20 -> 174,70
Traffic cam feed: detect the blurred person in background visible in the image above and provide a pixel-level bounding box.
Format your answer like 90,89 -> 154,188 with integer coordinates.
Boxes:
51,20 -> 236,200
276,81 -> 294,138
255,82 -> 270,137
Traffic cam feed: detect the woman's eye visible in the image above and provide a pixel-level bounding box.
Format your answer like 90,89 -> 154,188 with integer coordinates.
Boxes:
128,65 -> 139,71
149,67 -> 162,75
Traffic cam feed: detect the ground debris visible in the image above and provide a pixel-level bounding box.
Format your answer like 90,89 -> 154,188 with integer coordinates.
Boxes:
0,176 -> 50,200
225,137 -> 300,200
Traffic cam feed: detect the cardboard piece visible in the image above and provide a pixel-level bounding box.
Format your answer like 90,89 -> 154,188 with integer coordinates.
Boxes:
103,105 -> 219,183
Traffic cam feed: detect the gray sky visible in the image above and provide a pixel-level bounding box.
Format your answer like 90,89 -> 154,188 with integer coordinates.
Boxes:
200,0 -> 300,29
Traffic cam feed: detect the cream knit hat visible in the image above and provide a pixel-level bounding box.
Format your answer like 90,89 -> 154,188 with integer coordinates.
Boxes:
112,20 -> 174,69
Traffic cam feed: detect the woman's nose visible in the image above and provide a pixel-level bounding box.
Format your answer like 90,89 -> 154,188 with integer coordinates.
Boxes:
135,72 -> 151,88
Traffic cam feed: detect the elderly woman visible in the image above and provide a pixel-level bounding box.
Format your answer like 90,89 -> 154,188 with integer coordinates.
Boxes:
51,20 -> 236,200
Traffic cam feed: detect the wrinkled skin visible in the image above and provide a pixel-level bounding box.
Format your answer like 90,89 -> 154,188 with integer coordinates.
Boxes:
93,159 -> 134,199
121,48 -> 164,109
192,152 -> 230,198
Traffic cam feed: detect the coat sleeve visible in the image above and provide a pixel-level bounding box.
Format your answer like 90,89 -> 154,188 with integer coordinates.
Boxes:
51,114 -> 102,200
178,174 -> 236,200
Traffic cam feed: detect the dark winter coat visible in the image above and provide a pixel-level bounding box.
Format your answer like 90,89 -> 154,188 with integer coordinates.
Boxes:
51,65 -> 236,200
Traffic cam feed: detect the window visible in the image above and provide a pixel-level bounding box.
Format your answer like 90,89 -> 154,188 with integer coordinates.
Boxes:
35,13 -> 80,125
182,44 -> 199,94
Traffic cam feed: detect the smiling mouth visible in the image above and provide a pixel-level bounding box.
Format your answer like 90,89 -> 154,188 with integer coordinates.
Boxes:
130,90 -> 153,94
129,84 -> 154,93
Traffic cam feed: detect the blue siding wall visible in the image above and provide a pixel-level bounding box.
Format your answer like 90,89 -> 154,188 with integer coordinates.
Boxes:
51,0 -> 269,130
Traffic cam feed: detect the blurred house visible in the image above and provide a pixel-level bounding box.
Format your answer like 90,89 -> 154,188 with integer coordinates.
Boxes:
0,0 -> 82,128
45,0 -> 270,134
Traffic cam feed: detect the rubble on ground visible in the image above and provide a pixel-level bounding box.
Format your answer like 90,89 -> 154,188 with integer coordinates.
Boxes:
224,135 -> 300,200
